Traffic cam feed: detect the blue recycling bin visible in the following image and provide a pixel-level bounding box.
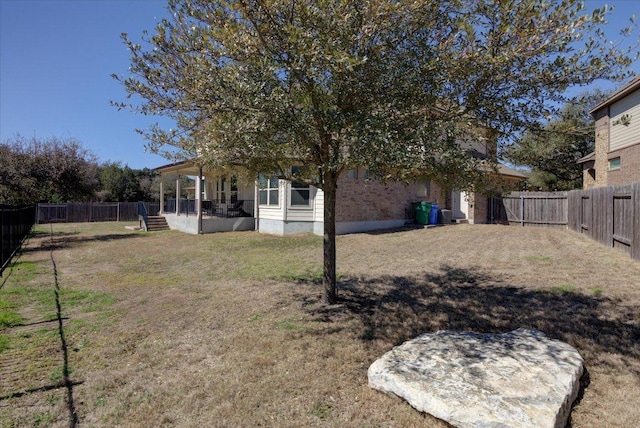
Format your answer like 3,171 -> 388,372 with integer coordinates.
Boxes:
429,203 -> 439,224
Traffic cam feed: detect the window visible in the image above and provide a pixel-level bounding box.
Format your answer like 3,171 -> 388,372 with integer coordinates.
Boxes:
417,181 -> 431,198
217,177 -> 226,203
258,174 -> 279,206
362,169 -> 380,181
608,157 -> 621,170
230,176 -> 238,203
347,168 -> 358,179
290,166 -> 310,206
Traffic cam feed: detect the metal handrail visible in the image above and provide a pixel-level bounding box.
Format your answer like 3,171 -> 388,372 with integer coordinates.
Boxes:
164,199 -> 254,217
137,201 -> 149,232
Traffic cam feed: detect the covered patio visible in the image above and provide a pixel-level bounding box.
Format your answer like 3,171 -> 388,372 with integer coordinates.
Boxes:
154,161 -> 256,234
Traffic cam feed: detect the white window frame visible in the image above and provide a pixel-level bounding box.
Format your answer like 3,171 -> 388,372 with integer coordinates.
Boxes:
258,174 -> 280,206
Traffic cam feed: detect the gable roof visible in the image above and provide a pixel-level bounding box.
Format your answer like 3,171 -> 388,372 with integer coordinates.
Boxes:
495,163 -> 528,179
154,160 -> 201,176
590,75 -> 640,115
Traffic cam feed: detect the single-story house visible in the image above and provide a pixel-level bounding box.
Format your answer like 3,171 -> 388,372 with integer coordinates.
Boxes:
153,160 -> 526,236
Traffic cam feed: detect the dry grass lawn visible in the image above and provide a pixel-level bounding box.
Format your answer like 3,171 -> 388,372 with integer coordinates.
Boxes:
1,222 -> 639,427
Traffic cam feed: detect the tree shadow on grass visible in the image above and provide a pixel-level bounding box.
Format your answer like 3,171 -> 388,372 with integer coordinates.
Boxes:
21,230 -> 146,254
299,264 -> 640,376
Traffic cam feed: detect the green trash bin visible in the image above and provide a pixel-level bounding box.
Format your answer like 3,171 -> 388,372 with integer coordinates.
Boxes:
413,201 -> 432,225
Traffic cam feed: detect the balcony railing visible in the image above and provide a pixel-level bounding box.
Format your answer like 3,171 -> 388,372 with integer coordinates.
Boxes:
164,199 -> 254,218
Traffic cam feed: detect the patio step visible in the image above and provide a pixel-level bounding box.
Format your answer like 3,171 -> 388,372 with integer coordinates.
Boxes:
146,216 -> 169,231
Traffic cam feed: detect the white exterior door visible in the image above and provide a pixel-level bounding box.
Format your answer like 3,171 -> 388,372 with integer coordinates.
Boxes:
452,190 -> 469,220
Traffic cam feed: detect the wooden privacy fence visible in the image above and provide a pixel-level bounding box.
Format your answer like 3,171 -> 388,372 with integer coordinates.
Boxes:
567,183 -> 640,260
37,202 -> 141,224
497,182 -> 640,261
500,192 -> 569,228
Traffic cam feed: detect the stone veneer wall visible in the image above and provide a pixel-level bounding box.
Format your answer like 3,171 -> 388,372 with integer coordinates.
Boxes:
581,160 -> 597,190
593,108 -> 610,187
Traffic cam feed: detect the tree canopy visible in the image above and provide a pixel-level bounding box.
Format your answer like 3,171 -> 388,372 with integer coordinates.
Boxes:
97,162 -> 161,202
0,135 -> 164,205
0,135 -> 100,205
115,0 -> 637,302
503,90 -> 610,190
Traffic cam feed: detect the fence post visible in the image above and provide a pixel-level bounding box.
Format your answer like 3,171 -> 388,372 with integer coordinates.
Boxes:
633,182 -> 640,261
520,195 -> 525,227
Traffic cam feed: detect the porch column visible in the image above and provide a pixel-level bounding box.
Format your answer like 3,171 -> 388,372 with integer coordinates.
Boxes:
196,167 -> 203,234
254,179 -> 259,231
159,178 -> 164,214
176,175 -> 181,215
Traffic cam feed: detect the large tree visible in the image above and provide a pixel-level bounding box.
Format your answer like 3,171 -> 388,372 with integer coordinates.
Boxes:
0,135 -> 100,205
115,0 -> 636,303
503,90 -> 610,190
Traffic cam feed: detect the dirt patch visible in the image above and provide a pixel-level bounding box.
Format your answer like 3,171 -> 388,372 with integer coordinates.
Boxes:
1,222 -> 638,427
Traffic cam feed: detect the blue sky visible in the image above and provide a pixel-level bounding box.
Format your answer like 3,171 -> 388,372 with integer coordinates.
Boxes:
1,0 -> 639,170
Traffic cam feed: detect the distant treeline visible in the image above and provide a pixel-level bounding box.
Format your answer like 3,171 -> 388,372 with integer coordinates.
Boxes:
0,135 -> 191,205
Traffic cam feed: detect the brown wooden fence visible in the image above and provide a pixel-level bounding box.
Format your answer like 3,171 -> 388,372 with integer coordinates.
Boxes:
567,183 -> 640,259
37,202 -> 141,224
500,192 -> 569,228
498,182 -> 640,261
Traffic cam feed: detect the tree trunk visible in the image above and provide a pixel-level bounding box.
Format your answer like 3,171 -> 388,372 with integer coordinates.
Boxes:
323,174 -> 338,304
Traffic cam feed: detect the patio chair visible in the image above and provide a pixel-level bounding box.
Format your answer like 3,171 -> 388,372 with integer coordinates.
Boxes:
202,200 -> 213,216
227,200 -> 248,217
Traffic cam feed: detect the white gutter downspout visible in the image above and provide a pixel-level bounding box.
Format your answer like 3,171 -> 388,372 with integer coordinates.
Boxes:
159,178 -> 164,214
176,175 -> 181,215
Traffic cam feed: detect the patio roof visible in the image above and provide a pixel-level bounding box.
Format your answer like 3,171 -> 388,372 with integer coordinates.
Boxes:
154,160 -> 202,176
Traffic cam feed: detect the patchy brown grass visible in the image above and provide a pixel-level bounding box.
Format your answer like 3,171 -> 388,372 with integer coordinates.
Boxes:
1,222 -> 638,427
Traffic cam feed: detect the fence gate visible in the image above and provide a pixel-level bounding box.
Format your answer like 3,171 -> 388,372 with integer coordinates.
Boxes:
613,190 -> 633,255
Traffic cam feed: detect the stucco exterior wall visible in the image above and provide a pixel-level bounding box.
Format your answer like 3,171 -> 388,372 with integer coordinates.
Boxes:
164,213 -> 254,234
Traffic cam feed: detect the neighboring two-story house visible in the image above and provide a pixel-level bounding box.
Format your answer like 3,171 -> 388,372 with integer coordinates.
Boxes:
579,75 -> 640,188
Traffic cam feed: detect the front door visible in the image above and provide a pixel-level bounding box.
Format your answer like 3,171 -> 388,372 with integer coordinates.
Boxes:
452,190 -> 468,220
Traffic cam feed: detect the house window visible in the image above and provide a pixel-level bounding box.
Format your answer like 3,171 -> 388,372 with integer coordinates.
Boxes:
347,168 -> 358,179
608,157 -> 621,170
258,174 -> 279,206
362,169 -> 381,181
230,176 -> 238,203
417,181 -> 431,198
290,166 -> 310,206
217,177 -> 226,203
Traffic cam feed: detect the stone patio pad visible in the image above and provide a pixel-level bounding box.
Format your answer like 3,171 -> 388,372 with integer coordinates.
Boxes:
368,328 -> 584,428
